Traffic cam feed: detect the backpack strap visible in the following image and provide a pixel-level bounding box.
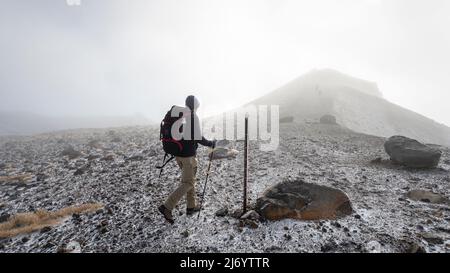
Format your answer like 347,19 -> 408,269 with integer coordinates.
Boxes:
156,153 -> 176,178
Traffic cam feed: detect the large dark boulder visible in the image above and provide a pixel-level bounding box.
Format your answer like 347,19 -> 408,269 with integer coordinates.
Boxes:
320,115 -> 337,125
384,136 -> 441,168
256,180 -> 353,221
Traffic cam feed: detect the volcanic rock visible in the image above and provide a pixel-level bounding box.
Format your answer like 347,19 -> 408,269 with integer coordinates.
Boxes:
256,180 -> 353,221
215,208 -> 229,217
320,115 -> 337,125
421,233 -> 444,245
240,210 -> 261,221
406,190 -> 449,204
384,136 -> 441,168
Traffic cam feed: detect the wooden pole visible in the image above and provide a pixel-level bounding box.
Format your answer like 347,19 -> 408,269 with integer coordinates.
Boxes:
243,116 -> 248,215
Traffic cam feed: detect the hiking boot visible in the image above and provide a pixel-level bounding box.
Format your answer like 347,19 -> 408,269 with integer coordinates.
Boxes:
158,205 -> 174,224
186,205 -> 201,216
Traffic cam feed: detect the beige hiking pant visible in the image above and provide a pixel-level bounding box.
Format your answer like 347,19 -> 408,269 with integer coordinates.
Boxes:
164,156 -> 198,211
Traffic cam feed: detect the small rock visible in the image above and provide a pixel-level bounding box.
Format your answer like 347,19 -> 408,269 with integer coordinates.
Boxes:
98,226 -> 108,234
101,154 -> 115,161
0,213 -> 10,223
181,230 -> 189,238
21,237 -> 30,243
408,242 -> 426,253
73,169 -> 84,176
215,208 -> 229,217
437,227 -> 450,234
245,220 -> 259,229
230,209 -> 243,219
87,154 -> 101,161
40,226 -> 52,234
407,190 -> 449,204
365,241 -> 382,253
421,233 -> 444,245
72,213 -> 82,223
43,242 -> 55,249
36,173 -> 48,182
239,219 -> 259,229
99,219 -> 108,227
105,206 -> 114,215
60,241 -> 82,253
240,210 -> 261,221
321,241 -> 338,252
265,246 -> 282,252
127,155 -> 144,162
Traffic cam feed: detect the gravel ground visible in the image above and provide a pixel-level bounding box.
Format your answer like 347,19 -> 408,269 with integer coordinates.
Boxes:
0,123 -> 449,253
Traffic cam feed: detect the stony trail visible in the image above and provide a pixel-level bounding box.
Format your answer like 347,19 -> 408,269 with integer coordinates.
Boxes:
0,123 -> 449,253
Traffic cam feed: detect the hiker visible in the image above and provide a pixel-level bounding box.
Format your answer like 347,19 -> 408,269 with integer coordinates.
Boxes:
158,95 -> 216,224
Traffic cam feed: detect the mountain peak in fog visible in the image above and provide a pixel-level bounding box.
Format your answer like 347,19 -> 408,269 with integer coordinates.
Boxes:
251,69 -> 450,147
288,68 -> 382,98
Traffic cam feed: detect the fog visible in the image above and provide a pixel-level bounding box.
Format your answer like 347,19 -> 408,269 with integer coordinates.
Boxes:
1,0 -> 449,126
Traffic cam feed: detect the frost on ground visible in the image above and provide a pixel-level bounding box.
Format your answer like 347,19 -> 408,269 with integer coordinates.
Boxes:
0,123 -> 449,253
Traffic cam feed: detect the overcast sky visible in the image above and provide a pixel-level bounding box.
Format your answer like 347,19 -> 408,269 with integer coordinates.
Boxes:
0,0 -> 449,126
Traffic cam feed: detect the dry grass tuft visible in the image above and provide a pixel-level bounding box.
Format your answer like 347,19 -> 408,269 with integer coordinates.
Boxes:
0,174 -> 33,184
0,203 -> 103,238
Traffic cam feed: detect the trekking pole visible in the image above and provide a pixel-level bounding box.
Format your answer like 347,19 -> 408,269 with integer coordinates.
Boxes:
197,145 -> 215,220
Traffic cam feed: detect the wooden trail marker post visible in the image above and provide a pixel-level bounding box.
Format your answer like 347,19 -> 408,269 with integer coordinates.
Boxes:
243,116 -> 249,215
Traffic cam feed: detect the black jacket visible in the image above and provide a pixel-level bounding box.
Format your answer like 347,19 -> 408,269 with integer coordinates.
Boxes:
178,110 -> 214,157
179,137 -> 214,157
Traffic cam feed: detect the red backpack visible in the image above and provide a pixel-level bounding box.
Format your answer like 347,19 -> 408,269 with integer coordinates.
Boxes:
156,106 -> 184,177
